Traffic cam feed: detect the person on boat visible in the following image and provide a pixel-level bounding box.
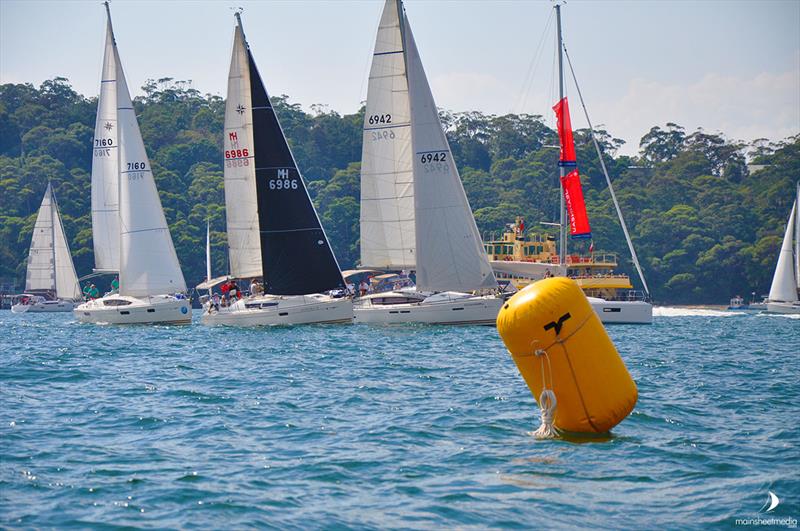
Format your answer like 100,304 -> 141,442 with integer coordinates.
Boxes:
211,293 -> 220,311
110,276 -> 119,293
82,283 -> 92,300
228,280 -> 239,300
359,280 -> 368,297
87,283 -> 99,299
220,280 -> 231,299
250,278 -> 263,296
346,282 -> 355,296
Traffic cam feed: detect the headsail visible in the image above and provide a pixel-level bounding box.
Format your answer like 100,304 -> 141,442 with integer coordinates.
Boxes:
91,5 -> 120,273
115,33 -> 186,297
360,0 -> 416,270
403,7 -> 497,292
223,23 -> 262,279
233,15 -> 345,295
51,187 -> 81,300
768,200 -> 798,302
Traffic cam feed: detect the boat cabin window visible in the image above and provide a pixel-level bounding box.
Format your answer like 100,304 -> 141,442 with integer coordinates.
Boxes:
103,299 -> 132,306
372,296 -> 422,305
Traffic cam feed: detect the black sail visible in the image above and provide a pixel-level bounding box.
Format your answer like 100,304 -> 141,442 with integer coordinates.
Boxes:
247,50 -> 345,295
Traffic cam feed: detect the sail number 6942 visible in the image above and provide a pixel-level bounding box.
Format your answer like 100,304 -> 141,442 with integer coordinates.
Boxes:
420,152 -> 447,163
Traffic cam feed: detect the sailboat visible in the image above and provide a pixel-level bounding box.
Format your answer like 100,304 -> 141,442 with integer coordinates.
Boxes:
353,0 -> 503,325
11,183 -> 81,313
200,13 -> 351,327
74,3 -> 189,324
765,182 -> 800,314
486,3 -> 652,324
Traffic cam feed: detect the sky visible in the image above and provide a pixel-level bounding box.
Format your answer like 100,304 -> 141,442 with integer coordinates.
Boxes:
1,0 -> 798,156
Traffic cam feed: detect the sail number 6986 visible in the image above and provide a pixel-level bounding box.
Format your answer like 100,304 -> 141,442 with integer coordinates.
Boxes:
269,179 -> 298,190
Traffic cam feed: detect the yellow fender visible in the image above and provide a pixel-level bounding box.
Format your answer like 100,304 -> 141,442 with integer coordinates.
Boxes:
496,277 -> 637,434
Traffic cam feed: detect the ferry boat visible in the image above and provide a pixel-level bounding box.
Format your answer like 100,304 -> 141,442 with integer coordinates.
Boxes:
484,218 -> 652,324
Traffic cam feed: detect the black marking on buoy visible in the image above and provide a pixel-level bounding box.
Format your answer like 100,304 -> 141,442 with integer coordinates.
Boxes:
543,312 -> 571,336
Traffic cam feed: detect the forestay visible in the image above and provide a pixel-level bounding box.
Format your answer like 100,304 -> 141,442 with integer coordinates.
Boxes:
235,15 -> 345,296
91,11 -> 120,273
768,200 -> 798,302
223,24 -> 262,279
360,0 -> 416,270
116,46 -> 187,297
403,14 -> 497,292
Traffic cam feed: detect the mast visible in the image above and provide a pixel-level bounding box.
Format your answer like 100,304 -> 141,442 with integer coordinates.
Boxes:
206,220 -> 211,282
555,3 -> 566,266
49,183 -> 57,295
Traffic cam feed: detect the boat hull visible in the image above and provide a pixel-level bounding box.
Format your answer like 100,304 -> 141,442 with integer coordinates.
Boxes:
74,294 -> 191,324
11,299 -> 76,313
354,294 -> 503,325
201,295 -> 353,326
765,301 -> 800,314
588,298 -> 653,324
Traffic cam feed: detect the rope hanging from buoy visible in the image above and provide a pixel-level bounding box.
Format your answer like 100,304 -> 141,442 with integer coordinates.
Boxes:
532,347 -> 558,439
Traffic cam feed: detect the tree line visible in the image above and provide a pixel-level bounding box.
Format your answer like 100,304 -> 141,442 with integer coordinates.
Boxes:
1,78 -> 797,303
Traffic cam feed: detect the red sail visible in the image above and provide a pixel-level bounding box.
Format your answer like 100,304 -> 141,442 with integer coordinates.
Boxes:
561,169 -> 592,239
552,97 -> 577,166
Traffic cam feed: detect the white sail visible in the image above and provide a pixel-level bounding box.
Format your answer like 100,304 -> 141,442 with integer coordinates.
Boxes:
403,15 -> 497,292
116,46 -> 187,297
51,189 -> 81,300
795,183 -> 799,289
25,185 -> 57,293
25,184 -> 80,300
768,200 -> 798,303
360,0 -> 416,270
223,25 -> 262,279
91,14 -> 120,273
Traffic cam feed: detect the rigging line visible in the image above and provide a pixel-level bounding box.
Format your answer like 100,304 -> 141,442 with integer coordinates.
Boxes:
514,9 -> 555,115
562,45 -> 650,297
358,2 -> 385,108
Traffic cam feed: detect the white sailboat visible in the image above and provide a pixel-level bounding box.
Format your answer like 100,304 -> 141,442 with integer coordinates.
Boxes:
75,3 -> 189,324
200,13 -> 351,327
765,182 -> 800,314
354,0 -> 503,325
11,183 -> 81,313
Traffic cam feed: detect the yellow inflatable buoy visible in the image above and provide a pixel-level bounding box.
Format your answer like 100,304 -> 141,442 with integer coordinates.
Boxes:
496,277 -> 637,436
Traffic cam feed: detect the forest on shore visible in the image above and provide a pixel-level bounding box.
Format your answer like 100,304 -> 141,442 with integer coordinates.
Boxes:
1,78 -> 798,303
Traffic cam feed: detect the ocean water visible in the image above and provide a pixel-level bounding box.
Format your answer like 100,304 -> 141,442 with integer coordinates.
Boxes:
1,309 -> 798,529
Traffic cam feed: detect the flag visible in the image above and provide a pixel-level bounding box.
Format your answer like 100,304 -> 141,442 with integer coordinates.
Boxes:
552,97 -> 577,167
561,169 -> 592,239
589,240 -> 595,253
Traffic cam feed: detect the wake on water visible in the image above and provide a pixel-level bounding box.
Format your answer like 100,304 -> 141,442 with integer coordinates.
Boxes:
654,306 -> 800,319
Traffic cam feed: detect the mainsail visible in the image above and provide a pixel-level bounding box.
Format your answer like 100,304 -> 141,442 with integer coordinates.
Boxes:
25,184 -> 81,300
768,200 -> 798,303
91,7 -> 120,273
230,15 -> 345,296
224,24 -> 262,279
359,0 -> 416,270
403,14 -> 497,292
115,28 -> 186,297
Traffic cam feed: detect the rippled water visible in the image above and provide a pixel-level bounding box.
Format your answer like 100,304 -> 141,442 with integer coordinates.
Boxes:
1,309 -> 798,529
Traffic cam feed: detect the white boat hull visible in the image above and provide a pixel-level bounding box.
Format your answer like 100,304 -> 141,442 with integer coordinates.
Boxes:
74,294 -> 191,324
765,301 -> 800,314
588,297 -> 653,324
201,294 -> 353,326
354,293 -> 503,325
11,299 -> 76,313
